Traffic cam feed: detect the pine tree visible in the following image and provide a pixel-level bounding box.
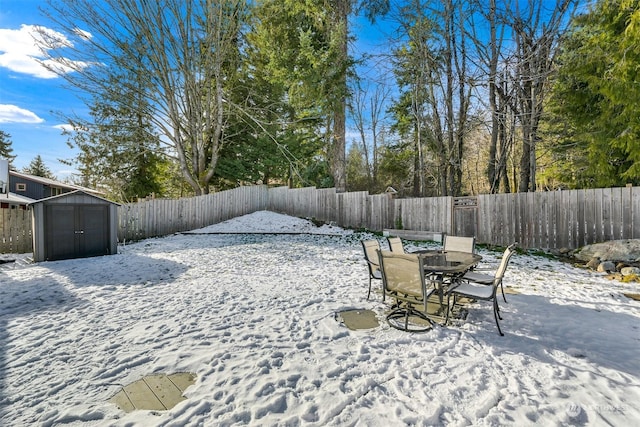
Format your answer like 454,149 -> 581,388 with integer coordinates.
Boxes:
547,0 -> 640,187
247,0 -> 389,192
64,70 -> 170,202
0,130 -> 16,165
23,155 -> 56,179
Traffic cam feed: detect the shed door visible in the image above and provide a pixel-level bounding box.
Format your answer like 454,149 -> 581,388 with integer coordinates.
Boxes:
45,204 -> 110,261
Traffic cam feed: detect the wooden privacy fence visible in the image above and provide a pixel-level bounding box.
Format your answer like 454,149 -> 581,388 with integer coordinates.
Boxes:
2,184 -> 639,254
118,185 -> 268,241
0,208 -> 31,254
118,184 -> 640,250
476,187 -> 640,250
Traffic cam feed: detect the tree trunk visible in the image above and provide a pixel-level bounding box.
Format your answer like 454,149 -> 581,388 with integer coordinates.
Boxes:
330,0 -> 350,193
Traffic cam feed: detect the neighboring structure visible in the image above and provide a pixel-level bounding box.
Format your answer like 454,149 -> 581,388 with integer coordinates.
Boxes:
0,158 -> 8,195
29,191 -> 120,262
9,170 -> 103,201
1,192 -> 35,210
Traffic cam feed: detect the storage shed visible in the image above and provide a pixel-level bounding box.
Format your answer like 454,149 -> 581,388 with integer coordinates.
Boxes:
30,191 -> 120,262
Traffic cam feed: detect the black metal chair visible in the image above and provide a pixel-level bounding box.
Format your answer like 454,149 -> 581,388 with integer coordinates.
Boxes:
378,250 -> 437,332
444,243 -> 517,336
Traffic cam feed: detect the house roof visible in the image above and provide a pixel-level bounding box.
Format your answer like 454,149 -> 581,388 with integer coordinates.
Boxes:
28,190 -> 120,206
0,192 -> 36,205
9,170 -> 105,196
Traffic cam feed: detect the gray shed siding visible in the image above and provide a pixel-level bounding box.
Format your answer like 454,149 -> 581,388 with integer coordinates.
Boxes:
31,191 -> 119,262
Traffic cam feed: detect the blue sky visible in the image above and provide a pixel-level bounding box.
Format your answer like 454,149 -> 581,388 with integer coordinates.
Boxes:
0,1 -> 391,182
0,0 -> 89,180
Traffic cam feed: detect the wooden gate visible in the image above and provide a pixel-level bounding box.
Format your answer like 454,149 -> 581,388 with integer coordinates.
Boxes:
452,196 -> 478,237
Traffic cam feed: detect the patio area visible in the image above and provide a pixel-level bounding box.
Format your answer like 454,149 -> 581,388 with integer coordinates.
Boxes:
0,211 -> 638,426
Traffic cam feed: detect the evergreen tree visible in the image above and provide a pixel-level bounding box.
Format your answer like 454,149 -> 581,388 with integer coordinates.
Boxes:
547,0 -> 640,187
63,70 -> 170,202
247,0 -> 389,192
23,155 -> 56,179
0,130 -> 16,165
199,16 -> 325,189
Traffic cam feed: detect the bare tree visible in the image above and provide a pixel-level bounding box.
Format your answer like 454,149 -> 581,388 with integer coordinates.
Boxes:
37,0 -> 248,195
463,0 -> 578,194
351,81 -> 390,191
501,0 -> 578,192
468,0 -> 503,193
393,0 -> 476,197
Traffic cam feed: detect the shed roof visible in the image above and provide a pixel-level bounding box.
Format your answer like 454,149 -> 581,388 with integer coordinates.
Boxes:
28,190 -> 120,206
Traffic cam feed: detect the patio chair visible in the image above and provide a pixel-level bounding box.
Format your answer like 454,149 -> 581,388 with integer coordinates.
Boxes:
387,236 -> 405,253
361,240 -> 383,300
461,243 -> 517,303
443,235 -> 476,253
444,243 -> 517,336
377,250 -> 437,332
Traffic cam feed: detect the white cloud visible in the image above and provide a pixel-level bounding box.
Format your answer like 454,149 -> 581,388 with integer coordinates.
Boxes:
0,24 -> 88,79
53,123 -> 75,132
72,28 -> 92,40
0,104 -> 45,123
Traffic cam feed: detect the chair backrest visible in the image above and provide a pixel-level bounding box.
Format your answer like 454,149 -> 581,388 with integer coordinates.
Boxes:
494,243 -> 517,281
444,235 -> 476,253
377,250 -> 426,299
361,240 -> 381,274
387,236 -> 405,253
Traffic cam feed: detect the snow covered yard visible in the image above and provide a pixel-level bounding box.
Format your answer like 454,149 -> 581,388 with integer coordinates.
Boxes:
0,211 -> 638,426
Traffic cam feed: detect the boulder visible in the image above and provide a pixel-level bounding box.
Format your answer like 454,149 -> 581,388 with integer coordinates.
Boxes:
597,261 -> 616,273
573,239 -> 640,263
621,266 -> 640,276
586,257 -> 601,270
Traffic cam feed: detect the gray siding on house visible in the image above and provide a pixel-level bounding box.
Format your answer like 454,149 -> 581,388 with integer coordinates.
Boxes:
10,176 -> 49,200
9,171 -> 98,201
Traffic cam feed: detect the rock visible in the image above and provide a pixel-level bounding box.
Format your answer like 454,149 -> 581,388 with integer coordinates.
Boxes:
605,273 -> 624,281
586,257 -> 600,270
624,292 -> 640,301
574,239 -> 640,262
621,266 -> 640,276
597,261 -> 616,273
558,247 -> 572,255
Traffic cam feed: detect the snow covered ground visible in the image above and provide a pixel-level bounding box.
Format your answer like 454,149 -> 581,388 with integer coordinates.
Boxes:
0,210 -> 638,426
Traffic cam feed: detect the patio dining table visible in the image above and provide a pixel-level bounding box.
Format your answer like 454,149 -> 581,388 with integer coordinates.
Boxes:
414,250 -> 482,275
413,250 -> 482,312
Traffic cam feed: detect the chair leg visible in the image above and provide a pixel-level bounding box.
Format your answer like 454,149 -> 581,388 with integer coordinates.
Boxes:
444,294 -> 454,326
386,305 -> 434,333
367,277 -> 372,300
495,299 -> 503,320
500,282 -> 507,303
493,299 -> 504,336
